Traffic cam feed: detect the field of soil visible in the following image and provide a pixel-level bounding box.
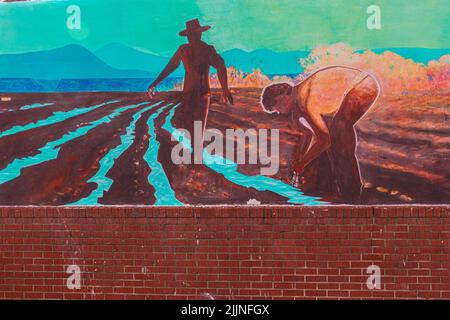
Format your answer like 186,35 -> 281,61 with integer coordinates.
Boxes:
0,88 -> 448,206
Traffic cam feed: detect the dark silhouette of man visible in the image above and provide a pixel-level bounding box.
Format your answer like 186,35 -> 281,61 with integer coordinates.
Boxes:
148,19 -> 233,139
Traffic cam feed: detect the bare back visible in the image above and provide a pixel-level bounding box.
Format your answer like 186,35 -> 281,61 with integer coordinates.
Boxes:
295,67 -> 380,121
178,41 -> 224,96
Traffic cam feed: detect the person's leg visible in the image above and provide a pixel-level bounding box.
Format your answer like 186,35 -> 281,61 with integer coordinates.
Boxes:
330,77 -> 379,203
329,119 -> 362,202
183,94 -> 210,166
182,94 -> 208,134
201,94 -> 210,139
174,95 -> 192,135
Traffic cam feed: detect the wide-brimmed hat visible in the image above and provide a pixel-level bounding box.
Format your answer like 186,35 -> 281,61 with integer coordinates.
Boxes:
179,19 -> 211,36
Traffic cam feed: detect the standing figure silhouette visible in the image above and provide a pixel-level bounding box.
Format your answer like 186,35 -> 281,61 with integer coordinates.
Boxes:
148,19 -> 233,140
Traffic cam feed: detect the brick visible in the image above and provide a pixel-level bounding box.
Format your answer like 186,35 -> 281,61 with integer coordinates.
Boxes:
0,206 -> 447,300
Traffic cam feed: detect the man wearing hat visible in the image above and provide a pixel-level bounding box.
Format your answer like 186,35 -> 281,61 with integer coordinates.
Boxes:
148,19 -> 233,140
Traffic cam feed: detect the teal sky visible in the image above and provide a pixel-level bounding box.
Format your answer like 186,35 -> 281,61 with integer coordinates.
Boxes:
0,0 -> 448,55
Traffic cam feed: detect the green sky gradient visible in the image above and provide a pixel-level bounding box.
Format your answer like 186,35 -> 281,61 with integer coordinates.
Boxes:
0,0 -> 448,55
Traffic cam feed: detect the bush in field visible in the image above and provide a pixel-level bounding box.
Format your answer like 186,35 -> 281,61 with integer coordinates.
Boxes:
427,55 -> 450,89
173,67 -> 292,90
299,43 -> 450,94
210,67 -> 272,88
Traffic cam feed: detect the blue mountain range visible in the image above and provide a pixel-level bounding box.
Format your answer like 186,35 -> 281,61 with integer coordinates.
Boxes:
95,43 -> 449,76
95,43 -> 309,77
0,44 -> 153,80
95,43 -> 176,76
0,43 -> 447,92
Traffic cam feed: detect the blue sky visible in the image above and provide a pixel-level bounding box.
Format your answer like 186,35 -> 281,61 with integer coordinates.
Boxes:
0,0 -> 448,55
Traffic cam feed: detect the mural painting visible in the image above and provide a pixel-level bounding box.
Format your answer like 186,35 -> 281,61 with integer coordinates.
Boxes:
0,1 -> 448,206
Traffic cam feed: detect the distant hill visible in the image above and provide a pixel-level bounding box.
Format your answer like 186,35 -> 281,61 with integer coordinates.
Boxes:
221,48 -> 308,75
0,44 -> 448,92
0,44 -> 153,80
223,47 -> 449,74
369,48 -> 450,64
95,43 -> 180,76
95,44 -> 308,76
94,44 -> 449,77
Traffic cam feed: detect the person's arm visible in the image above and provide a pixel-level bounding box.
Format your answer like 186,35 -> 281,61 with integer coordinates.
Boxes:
147,48 -> 182,98
210,47 -> 233,104
292,108 -> 331,175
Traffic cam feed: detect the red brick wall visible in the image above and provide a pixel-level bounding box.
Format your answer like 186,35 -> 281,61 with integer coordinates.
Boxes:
0,207 -> 449,300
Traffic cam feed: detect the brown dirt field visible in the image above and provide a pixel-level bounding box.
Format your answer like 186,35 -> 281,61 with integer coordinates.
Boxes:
0,89 -> 448,205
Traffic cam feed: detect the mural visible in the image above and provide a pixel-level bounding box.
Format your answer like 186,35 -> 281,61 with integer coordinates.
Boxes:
0,0 -> 448,206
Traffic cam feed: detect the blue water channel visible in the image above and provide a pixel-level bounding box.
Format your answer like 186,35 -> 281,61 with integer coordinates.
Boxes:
161,104 -> 326,205
0,100 -> 119,138
143,103 -> 183,206
68,101 -> 164,206
0,100 -> 149,185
